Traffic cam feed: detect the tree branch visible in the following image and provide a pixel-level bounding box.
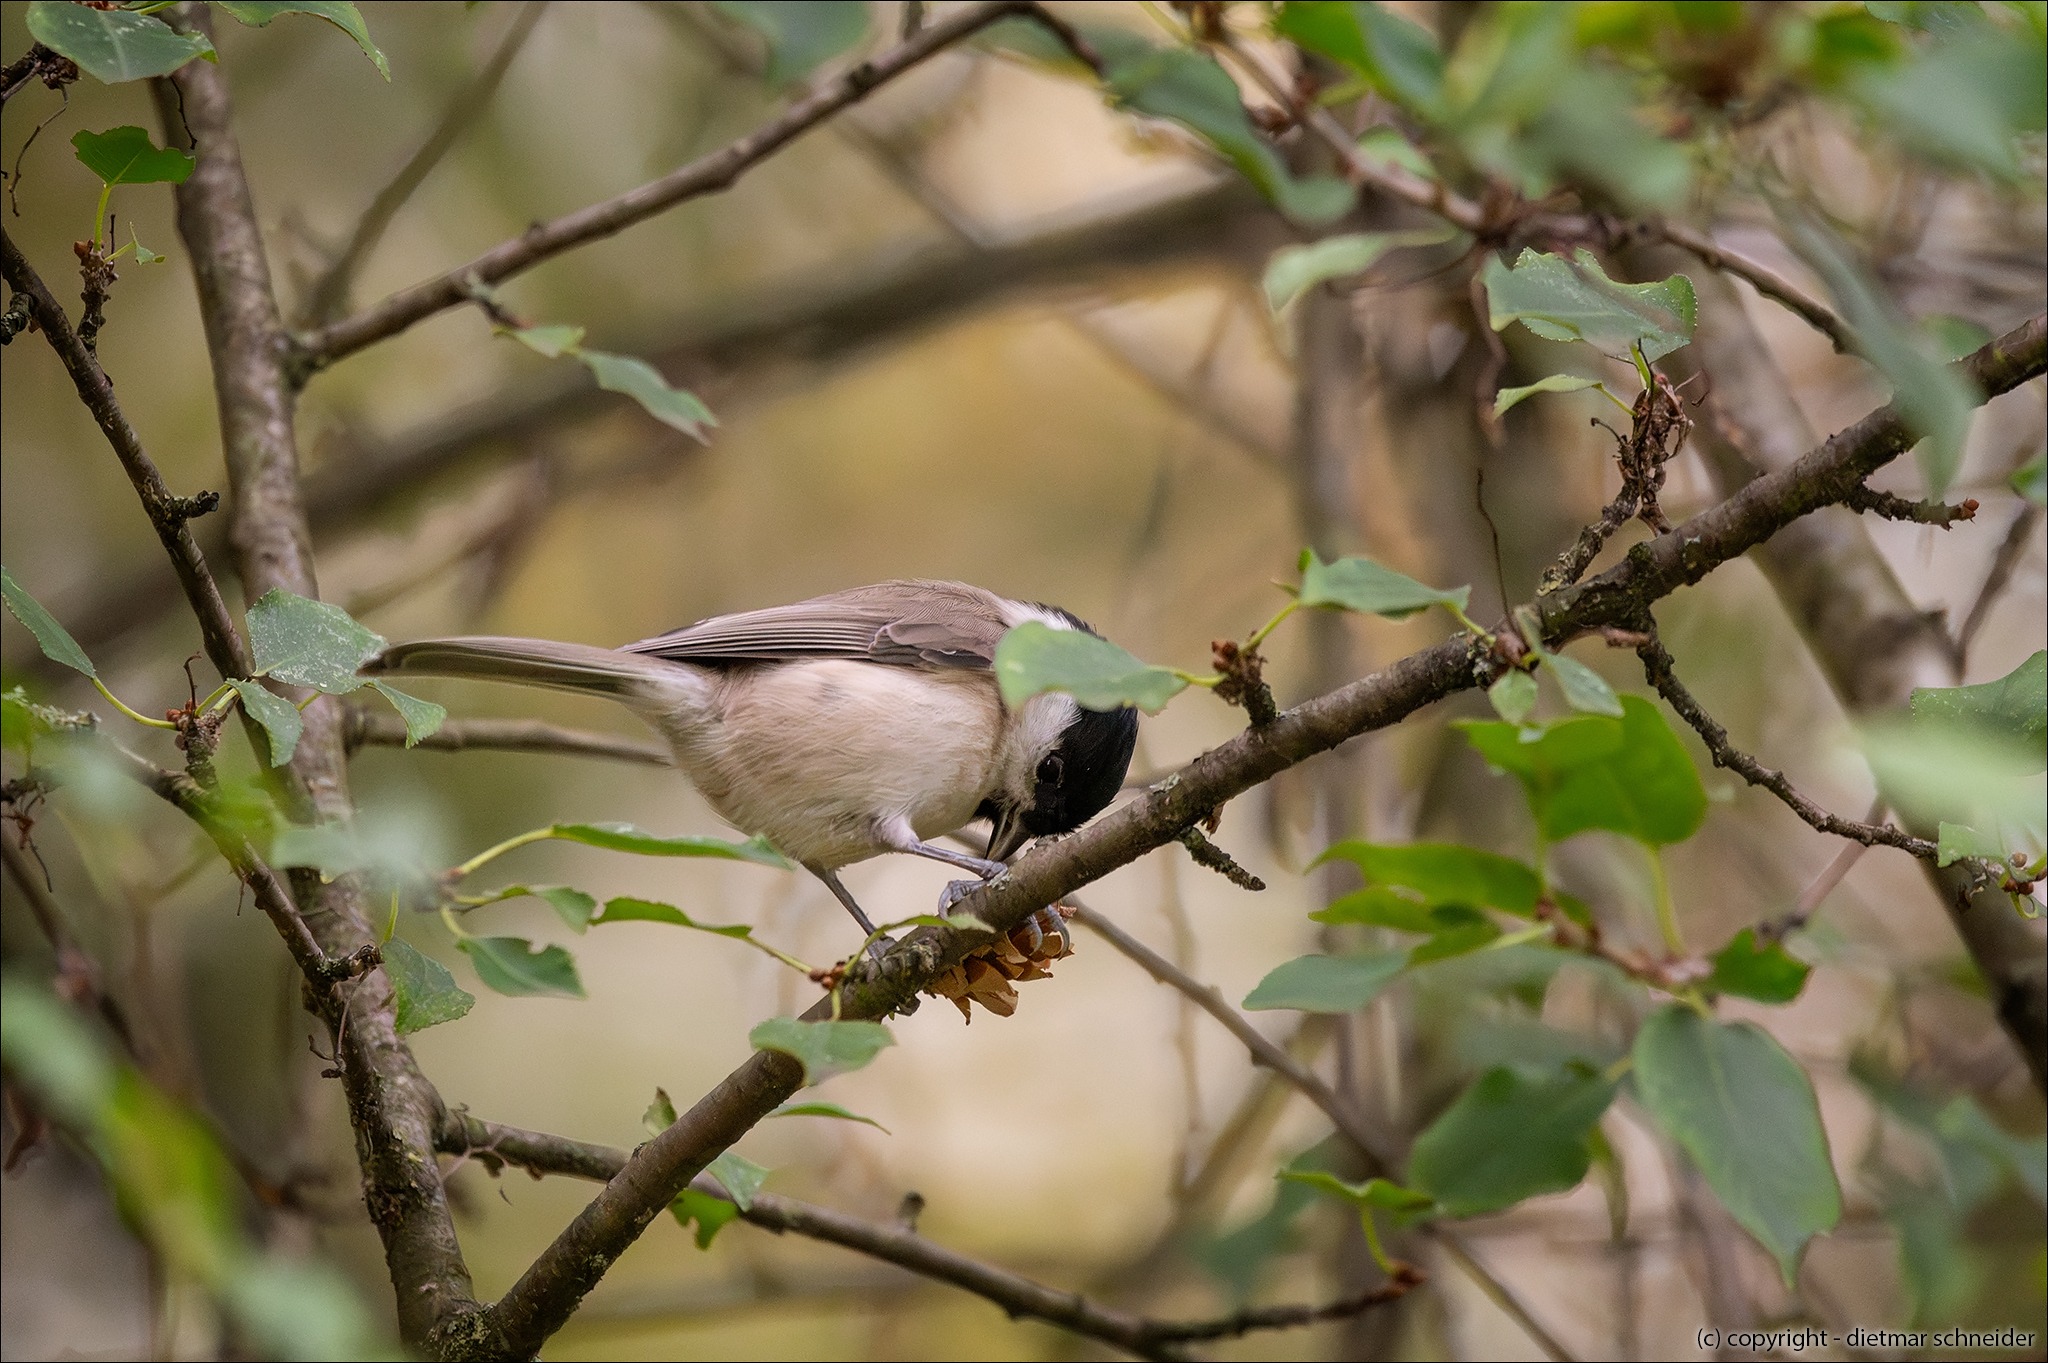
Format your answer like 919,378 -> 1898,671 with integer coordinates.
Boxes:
433,1109 -> 1406,1362
298,0 -> 550,327
151,8 -> 486,1349
1954,501 -> 2043,666
341,709 -> 671,765
480,314 -> 2042,1357
0,226 -> 250,683
293,0 -> 1030,374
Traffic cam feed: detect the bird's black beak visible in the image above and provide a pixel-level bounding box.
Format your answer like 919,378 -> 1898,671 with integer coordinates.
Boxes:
986,804 -> 1031,864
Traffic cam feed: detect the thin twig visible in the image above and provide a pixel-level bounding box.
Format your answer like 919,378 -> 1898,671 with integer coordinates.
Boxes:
1634,631 -> 1937,859
2,834 -> 136,1050
299,1 -> 549,326
1646,218 -> 1852,353
342,710 -> 670,765
294,0 -> 1029,374
1842,483 -> 1978,526
1954,501 -> 2043,667
433,1109 -> 1406,1362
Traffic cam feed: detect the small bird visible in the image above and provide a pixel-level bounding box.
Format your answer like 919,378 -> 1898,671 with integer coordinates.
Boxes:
362,580 -> 1138,951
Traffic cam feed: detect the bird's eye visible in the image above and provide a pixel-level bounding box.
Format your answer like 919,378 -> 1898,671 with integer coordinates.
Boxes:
1036,753 -> 1064,785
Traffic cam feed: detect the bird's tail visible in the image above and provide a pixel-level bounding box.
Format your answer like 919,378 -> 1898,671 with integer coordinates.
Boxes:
362,636 -> 689,705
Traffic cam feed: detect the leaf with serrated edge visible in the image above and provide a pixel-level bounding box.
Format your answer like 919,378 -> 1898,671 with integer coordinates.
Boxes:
24,3 -> 214,84
212,2 -> 388,79
383,939 -> 474,1034
246,589 -> 383,694
366,680 -> 444,747
229,679 -> 302,767
457,937 -> 584,999
994,620 -> 1186,713
2,566 -> 98,678
1483,248 -> 1696,363
70,127 -> 194,187
670,1189 -> 740,1248
748,1017 -> 893,1086
1297,549 -> 1469,619
473,884 -> 598,932
1633,1005 -> 1841,1285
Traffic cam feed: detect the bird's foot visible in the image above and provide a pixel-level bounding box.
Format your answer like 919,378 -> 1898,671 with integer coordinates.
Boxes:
1013,905 -> 1074,958
937,879 -> 985,914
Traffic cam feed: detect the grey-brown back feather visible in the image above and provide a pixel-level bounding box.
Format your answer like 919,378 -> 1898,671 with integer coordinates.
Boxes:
365,637 -> 678,700
622,579 -> 1014,671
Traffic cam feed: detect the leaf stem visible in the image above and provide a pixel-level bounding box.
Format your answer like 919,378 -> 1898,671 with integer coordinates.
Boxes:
1358,1208 -> 1396,1276
453,828 -> 557,879
92,184 -> 113,254
1444,602 -> 1493,642
1244,599 -> 1301,652
1629,342 -> 1654,393
1648,846 -> 1684,955
91,677 -> 176,730
199,682 -> 236,716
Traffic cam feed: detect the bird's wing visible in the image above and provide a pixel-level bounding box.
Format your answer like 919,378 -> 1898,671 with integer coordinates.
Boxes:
620,580 -> 1016,671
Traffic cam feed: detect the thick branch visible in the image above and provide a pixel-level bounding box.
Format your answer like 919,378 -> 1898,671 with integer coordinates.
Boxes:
0,227 -> 249,682
295,0 -> 1029,373
433,1110 -> 1404,1362
1634,632 -> 1939,859
483,314 -> 2042,1357
341,709 -> 670,765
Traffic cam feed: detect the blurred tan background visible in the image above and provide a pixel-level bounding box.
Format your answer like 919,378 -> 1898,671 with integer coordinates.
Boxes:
3,3 -> 2043,1359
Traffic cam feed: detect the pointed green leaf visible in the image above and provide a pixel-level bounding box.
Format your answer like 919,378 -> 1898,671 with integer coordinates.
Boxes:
383,938 -> 475,1034
710,0 -> 871,85
246,589 -> 384,694
1274,1 -> 1446,115
994,620 -> 1186,713
1297,548 -> 1470,619
546,823 -> 791,866
1314,841 -> 1541,915
2,565 -> 98,678
1542,651 -> 1625,717
1936,820 -> 2006,867
1262,229 -> 1457,311
767,1100 -> 890,1133
1909,651 -> 2046,771
580,351 -> 716,442
749,1017 -> 894,1085
1706,928 -> 1810,1004
458,936 -> 584,999
1633,1005 -> 1841,1285
228,678 -> 303,767
502,323 -> 585,358
366,680 -> 445,747
1242,950 -> 1409,1012
213,2 -> 389,79
1488,669 -> 1538,722
1279,1169 -> 1435,1218
643,1087 -> 679,1136
473,884 -> 599,932
1482,248 -> 1696,363
1457,696 -> 1707,846
706,1151 -> 769,1210
1493,374 -> 1606,415
591,896 -> 764,946
669,1189 -> 741,1248
1409,1065 -> 1618,1216
24,3 -> 214,84
70,126 -> 194,188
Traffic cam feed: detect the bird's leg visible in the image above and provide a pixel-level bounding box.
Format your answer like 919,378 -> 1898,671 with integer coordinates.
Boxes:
873,818 -> 1008,913
808,866 -> 890,963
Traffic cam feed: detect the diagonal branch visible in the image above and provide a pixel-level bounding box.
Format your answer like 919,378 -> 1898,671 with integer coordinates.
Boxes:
293,0 -> 1030,374
298,0 -> 550,327
433,1109 -> 1406,1362
482,313 -> 2043,1358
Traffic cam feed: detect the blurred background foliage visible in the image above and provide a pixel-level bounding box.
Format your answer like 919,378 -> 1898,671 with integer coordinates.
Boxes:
1,1 -> 2044,1358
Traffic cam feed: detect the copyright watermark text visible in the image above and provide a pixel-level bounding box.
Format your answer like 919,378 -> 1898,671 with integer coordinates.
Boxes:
1696,1326 -> 2039,1353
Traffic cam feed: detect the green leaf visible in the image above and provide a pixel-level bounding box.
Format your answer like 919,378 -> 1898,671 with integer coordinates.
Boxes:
1409,1065 -> 1618,1216
383,938 -> 475,1034
475,884 -> 600,932
2012,452 -> 2046,505
1407,914 -> 1504,964
128,228 -> 163,266
591,896 -> 767,949
1488,669 -> 1538,723
2,565 -> 98,678
706,1151 -> 769,1210
1106,46 -> 1352,225
1296,548 -> 1470,619
245,589 -> 384,694
1493,374 -> 1605,415
994,620 -> 1185,713
24,2 -> 215,84
710,0 -> 871,85
69,126 -> 194,189
1934,1095 -> 2047,1207
1457,695 -> 1708,846
1262,229 -> 1458,311
213,2 -> 389,79
579,351 -> 717,443
1706,928 -> 1811,1004
643,1086 -> 679,1136
365,680 -> 445,748
1242,950 -> 1409,1012
1274,2 -> 1446,116
1936,820 -> 2006,867
1633,1005 -> 1841,1285
1279,1169 -> 1435,1219
1354,124 -> 1436,179
457,937 -> 585,999
669,1189 -> 741,1249
1314,841 -> 1541,915
767,1100 -> 890,1133
1542,651 -> 1624,718
1847,23 -> 2046,180
546,822 -> 793,866
503,323 -> 586,358
1482,248 -> 1697,363
1909,651 -> 2046,771
748,1017 -> 894,1085
227,678 -> 302,768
